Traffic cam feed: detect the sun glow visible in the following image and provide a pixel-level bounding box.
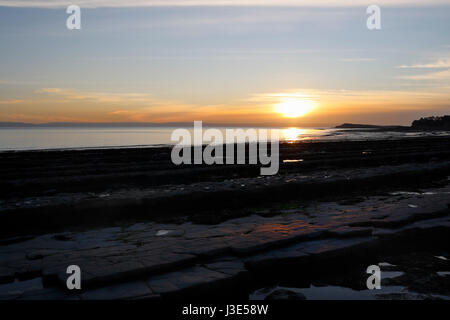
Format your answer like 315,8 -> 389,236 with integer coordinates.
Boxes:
275,98 -> 316,118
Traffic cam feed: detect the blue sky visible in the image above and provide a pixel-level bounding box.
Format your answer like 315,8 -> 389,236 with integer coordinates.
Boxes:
0,1 -> 449,125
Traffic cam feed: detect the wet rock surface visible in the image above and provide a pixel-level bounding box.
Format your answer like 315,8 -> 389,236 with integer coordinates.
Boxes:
1,137 -> 450,237
0,183 -> 448,300
0,137 -> 449,300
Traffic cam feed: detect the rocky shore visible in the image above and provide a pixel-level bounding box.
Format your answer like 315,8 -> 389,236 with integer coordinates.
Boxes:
0,136 -> 449,300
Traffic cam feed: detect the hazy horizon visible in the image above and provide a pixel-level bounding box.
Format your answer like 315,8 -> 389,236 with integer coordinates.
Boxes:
0,118 -> 422,128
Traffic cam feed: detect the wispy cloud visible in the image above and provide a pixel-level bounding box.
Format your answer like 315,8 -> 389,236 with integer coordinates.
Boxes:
0,99 -> 26,105
398,69 -> 450,80
397,58 -> 450,69
396,57 -> 450,81
1,0 -> 449,8
339,58 -> 376,62
36,88 -> 156,105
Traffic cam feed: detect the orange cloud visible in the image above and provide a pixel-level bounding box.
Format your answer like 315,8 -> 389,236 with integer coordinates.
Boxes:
0,87 -> 449,125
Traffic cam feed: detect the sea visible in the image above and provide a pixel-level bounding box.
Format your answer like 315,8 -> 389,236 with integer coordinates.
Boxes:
0,126 -> 449,151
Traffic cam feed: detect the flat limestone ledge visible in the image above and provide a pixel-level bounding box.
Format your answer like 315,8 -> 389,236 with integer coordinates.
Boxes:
14,288 -> 80,301
3,219 -> 450,300
146,266 -> 240,299
34,207 -> 450,289
46,252 -> 198,289
2,160 -> 450,230
0,267 -> 14,284
42,226 -> 331,290
8,257 -> 249,300
81,281 -> 158,300
1,185 -> 449,299
372,216 -> 450,239
244,237 -> 377,270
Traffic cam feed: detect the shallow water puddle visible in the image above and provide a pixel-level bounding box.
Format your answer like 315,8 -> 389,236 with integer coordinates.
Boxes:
390,191 -> 437,196
435,256 -> 448,261
156,230 -> 172,236
378,262 -> 396,267
390,192 -> 421,196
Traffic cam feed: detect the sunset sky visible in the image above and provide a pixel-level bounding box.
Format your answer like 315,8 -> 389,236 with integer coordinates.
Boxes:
0,0 -> 449,126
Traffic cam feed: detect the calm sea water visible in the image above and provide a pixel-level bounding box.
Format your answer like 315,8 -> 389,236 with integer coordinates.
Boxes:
0,127 -> 448,151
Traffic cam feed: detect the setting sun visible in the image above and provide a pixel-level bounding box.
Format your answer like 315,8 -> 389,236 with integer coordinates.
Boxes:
275,99 -> 316,118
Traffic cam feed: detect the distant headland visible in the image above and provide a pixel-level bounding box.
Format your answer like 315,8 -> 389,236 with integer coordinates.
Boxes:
336,115 -> 450,131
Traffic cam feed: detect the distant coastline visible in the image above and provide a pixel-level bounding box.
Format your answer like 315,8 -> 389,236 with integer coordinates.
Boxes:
0,122 -> 205,128
1,115 -> 449,130
334,123 -> 409,130
335,115 -> 450,131
0,122 -> 332,128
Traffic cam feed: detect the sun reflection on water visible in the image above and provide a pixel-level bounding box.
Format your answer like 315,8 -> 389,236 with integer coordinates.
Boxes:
282,128 -> 304,141
281,128 -> 324,142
